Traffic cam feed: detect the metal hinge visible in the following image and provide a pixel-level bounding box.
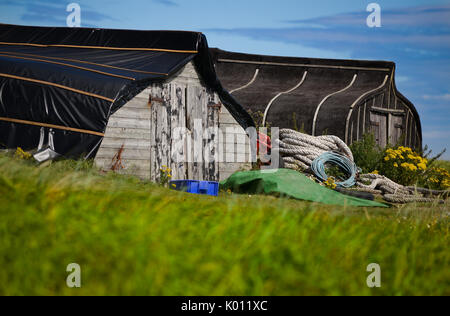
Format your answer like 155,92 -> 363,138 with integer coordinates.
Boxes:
208,102 -> 222,110
148,95 -> 165,107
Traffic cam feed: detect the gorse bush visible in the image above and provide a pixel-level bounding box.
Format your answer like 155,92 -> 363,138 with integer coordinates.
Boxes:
380,147 -> 428,186
351,134 -> 450,189
421,167 -> 450,191
350,134 -> 383,173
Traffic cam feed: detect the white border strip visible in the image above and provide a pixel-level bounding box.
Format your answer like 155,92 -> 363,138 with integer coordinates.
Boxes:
262,71 -> 308,127
312,74 -> 358,136
345,75 -> 389,143
230,69 -> 260,94
218,58 -> 391,72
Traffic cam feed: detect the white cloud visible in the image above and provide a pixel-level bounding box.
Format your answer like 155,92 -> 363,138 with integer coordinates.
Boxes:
423,130 -> 450,139
396,76 -> 410,83
422,94 -> 450,101
205,33 -> 352,60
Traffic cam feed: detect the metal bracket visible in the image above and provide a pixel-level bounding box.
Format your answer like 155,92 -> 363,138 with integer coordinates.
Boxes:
208,102 -> 222,110
148,95 -> 165,107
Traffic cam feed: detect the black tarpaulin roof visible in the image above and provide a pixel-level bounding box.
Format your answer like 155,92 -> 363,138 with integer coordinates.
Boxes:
0,24 -> 254,158
211,48 -> 422,146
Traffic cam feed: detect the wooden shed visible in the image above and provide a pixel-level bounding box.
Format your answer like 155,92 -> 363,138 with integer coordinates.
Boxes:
0,24 -> 255,183
95,61 -> 254,182
1,24 -> 423,184
211,49 -> 422,150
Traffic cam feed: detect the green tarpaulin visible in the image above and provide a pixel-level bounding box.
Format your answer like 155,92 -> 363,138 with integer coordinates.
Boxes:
221,169 -> 388,208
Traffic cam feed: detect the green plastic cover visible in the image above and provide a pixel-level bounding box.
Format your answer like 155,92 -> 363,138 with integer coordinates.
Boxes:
220,169 -> 388,208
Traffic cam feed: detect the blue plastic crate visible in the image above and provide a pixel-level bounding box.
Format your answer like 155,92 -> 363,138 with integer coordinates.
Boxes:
169,180 -> 219,197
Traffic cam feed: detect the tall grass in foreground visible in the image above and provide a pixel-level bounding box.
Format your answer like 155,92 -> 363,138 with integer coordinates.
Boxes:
0,154 -> 448,296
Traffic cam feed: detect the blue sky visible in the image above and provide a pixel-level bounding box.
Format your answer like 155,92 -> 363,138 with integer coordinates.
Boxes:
0,0 -> 449,158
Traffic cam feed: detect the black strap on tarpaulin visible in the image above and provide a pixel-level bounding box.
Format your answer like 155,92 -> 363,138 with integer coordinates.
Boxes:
0,24 -> 255,159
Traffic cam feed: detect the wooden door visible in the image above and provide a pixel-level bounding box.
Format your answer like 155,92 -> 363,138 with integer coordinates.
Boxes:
370,112 -> 387,148
149,83 -> 220,182
389,114 -> 404,146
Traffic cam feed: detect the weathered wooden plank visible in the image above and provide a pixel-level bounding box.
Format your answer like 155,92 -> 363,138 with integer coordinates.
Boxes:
362,101 -> 367,135
100,138 -> 151,149
103,127 -> 151,140
219,123 -> 247,135
404,110 -> 410,147
152,84 -> 170,182
121,97 -> 150,109
219,139 -> 250,146
218,141 -> 252,154
389,115 -> 404,145
187,85 -> 204,181
149,85 -> 159,181
163,84 -> 172,179
110,107 -> 151,120
107,117 -> 150,129
219,163 -> 252,172
370,112 -> 387,148
169,82 -> 187,181
96,147 -> 151,160
356,106 -> 361,141
219,113 -> 241,124
220,132 -> 248,145
205,89 -> 220,181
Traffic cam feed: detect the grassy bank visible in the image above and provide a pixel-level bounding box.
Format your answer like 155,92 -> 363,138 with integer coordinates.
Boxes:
0,154 -> 448,296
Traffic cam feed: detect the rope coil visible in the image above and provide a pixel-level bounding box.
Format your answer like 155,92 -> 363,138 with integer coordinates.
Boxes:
311,152 -> 359,188
277,129 -> 448,204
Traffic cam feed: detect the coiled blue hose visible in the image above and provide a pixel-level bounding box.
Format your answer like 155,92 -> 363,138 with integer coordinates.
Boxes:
311,152 -> 359,188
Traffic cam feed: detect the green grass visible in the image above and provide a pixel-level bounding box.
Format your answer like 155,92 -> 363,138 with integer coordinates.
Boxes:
0,153 -> 449,296
434,160 -> 450,172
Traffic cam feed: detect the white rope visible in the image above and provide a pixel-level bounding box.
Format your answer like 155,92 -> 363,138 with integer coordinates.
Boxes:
278,129 -> 448,204
312,74 -> 357,136
230,69 -> 259,94
262,71 -> 308,127
278,129 -> 353,171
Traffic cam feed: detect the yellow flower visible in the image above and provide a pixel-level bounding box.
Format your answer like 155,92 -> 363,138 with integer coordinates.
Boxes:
384,156 -> 390,162
394,163 -> 399,168
15,147 -> 32,160
429,177 -> 439,184
372,170 -> 379,175
417,163 -> 427,170
325,177 -> 337,189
